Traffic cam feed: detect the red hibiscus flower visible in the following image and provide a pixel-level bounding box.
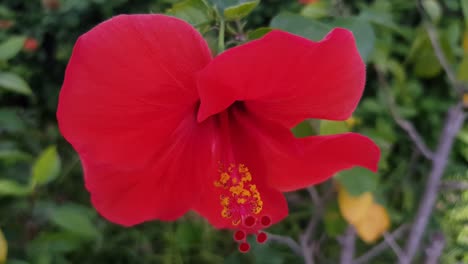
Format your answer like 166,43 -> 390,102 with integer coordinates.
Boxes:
57,14 -> 379,252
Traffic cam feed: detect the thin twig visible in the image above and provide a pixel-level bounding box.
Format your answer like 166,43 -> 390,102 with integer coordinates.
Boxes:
401,104 -> 466,264
339,226 -> 356,264
383,232 -> 404,261
353,224 -> 410,264
375,66 -> 434,160
424,232 -> 445,264
266,232 -> 303,257
307,186 -> 322,207
439,180 -> 468,191
418,0 -> 463,94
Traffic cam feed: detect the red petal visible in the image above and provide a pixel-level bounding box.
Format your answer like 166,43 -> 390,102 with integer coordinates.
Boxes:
57,14 -> 212,167
197,28 -> 365,128
193,109 -> 288,229
267,133 -> 380,192
227,109 -> 379,193
85,114 -> 218,226
56,15 -> 213,225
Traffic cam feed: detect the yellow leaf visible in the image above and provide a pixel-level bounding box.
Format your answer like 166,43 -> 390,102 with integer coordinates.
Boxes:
0,228 -> 7,264
354,203 -> 391,243
338,185 -> 373,225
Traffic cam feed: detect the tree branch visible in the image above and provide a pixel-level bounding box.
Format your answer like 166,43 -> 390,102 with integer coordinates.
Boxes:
353,224 -> 410,264
439,180 -> 468,191
375,67 -> 434,160
266,232 -> 303,257
424,232 -> 445,264
339,226 -> 356,264
401,104 -> 466,264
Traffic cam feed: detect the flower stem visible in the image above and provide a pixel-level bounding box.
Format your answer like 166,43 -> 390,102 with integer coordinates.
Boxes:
218,18 -> 225,53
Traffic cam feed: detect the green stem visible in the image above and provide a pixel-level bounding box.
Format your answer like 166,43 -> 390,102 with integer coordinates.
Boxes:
218,18 -> 225,53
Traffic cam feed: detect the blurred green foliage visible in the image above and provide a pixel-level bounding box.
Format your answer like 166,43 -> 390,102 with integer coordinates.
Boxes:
0,0 -> 467,263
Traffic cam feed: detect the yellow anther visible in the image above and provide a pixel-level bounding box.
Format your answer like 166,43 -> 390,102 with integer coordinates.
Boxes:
214,163 -> 264,221
237,198 -> 247,204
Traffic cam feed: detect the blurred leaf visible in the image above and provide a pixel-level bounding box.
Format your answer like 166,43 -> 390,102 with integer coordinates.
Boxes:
166,0 -> 213,26
338,185 -> 373,224
324,201 -> 347,236
463,31 -> 468,52
270,12 -> 331,40
223,0 -> 259,21
270,13 -> 375,61
0,108 -> 26,133
0,179 -> 32,197
301,1 -> 329,19
247,27 -> 272,40
422,0 -> 441,23
335,167 -> 378,196
27,232 -> 83,257
408,29 -> 454,78
175,222 -> 203,252
250,240 -> 285,264
49,205 -> 99,239
331,17 -> 376,61
31,146 -> 61,186
292,120 -> 315,138
462,0 -> 468,27
6,260 -> 30,264
0,36 -> 25,61
0,149 -> 32,162
354,203 -> 391,243
458,54 -> 468,82
0,72 -> 32,96
320,120 -> 349,135
0,228 -> 7,264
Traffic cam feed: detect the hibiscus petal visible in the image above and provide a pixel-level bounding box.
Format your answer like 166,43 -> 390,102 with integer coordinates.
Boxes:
57,14 -> 212,167
56,15 -> 213,225
197,28 -> 365,128
229,110 -> 380,192
85,114 -> 217,226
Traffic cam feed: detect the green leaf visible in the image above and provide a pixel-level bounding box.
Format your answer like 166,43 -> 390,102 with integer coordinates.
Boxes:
49,205 -> 99,239
166,0 -> 213,26
247,27 -> 272,40
462,0 -> 468,27
0,36 -> 25,61
0,179 -> 32,197
292,120 -> 315,138
223,0 -> 259,21
330,17 -> 376,62
270,12 -> 331,41
270,13 -> 376,61
31,146 -> 61,186
0,72 -> 32,96
335,167 -> 378,196
320,120 -> 349,135
300,1 -> 330,19
0,108 -> 26,133
422,0 -> 441,23
324,201 -> 347,236
458,54 -> 468,82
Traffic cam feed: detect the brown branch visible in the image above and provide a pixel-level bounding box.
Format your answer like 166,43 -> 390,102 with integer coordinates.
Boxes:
401,104 -> 466,264
353,224 -> 410,264
339,226 -> 356,264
